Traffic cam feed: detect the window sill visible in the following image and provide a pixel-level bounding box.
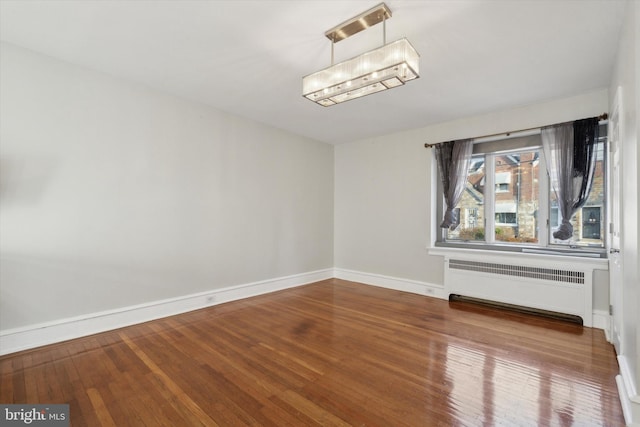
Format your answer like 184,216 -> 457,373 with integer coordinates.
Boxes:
430,241 -> 608,264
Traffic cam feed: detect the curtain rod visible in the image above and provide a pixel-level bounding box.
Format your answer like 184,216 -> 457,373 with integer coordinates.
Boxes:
423,113 -> 608,148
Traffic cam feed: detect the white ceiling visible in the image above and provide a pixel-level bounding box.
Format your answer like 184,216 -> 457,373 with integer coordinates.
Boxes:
0,0 -> 627,144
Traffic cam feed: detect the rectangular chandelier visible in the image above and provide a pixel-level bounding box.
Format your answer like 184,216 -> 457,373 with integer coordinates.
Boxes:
302,3 -> 420,107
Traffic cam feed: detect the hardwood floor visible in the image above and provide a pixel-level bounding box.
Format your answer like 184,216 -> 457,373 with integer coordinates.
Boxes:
1,279 -> 624,426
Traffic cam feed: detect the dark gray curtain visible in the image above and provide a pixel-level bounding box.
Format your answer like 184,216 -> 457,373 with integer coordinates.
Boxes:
541,118 -> 599,240
435,139 -> 474,228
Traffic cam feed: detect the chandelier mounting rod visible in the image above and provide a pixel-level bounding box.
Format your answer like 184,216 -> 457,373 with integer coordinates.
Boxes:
383,12 -> 386,45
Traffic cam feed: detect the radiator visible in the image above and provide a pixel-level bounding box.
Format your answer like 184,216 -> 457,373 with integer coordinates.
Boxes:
444,256 -> 594,326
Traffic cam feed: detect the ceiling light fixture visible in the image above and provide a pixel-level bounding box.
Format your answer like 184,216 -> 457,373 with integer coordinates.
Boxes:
302,3 -> 419,107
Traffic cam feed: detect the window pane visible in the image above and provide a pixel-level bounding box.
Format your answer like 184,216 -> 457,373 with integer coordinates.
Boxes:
447,155 -> 485,241
550,141 -> 605,247
493,150 -> 539,244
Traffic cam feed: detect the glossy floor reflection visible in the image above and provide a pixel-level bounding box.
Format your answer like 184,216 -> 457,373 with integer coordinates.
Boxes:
0,279 -> 624,426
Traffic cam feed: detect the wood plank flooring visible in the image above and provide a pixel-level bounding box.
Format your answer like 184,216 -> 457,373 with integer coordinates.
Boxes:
0,279 -> 624,426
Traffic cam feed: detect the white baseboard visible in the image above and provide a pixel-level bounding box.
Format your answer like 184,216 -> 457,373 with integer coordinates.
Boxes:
0,269 -> 333,356
334,268 -> 445,299
617,355 -> 640,426
0,267 -> 613,356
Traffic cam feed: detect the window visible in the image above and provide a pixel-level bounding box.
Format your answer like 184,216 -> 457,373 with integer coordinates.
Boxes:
466,208 -> 478,228
582,206 -> 602,239
548,138 -> 606,247
495,212 -> 517,225
438,127 -> 607,251
495,172 -> 511,193
496,183 -> 509,192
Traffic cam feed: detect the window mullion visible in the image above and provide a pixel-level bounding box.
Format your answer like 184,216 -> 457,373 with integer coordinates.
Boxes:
485,155 -> 496,243
538,157 -> 549,247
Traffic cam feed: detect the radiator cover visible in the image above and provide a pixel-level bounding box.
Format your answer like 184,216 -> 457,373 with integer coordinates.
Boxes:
439,251 -> 604,327
449,259 -> 585,284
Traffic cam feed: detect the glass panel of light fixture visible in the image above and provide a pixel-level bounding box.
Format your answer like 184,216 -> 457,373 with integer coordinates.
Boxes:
330,82 -> 387,103
382,77 -> 403,88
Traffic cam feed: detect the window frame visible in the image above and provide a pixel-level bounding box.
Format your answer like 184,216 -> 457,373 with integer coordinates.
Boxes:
434,128 -> 607,257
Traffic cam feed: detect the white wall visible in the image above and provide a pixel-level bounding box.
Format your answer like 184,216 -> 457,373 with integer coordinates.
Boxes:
334,131 -> 437,284
0,42 -> 334,331
335,90 -> 609,300
610,1 -> 640,424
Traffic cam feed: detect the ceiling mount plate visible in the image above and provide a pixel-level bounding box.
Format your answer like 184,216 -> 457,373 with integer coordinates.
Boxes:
325,3 -> 392,43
